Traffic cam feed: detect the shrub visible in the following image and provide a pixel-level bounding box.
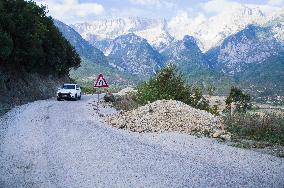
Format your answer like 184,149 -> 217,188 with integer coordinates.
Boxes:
207,86 -> 216,96
225,87 -> 251,112
112,94 -> 139,111
80,86 -> 94,94
223,112 -> 284,145
135,66 -> 215,113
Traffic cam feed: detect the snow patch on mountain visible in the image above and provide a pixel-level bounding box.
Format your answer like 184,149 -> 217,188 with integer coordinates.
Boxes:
72,5 -> 271,52
71,17 -> 172,53
168,5 -> 266,51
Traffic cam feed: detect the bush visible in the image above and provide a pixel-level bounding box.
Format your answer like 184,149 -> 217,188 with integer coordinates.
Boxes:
112,94 -> 139,111
225,87 -> 251,112
223,112 -> 284,145
135,66 -> 215,113
80,85 -> 94,94
104,93 -> 115,102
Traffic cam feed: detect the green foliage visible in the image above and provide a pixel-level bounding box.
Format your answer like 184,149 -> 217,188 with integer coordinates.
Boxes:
223,112 -> 284,145
0,32 -> 13,62
207,86 -> 215,96
135,66 -> 213,113
226,87 -> 251,112
0,0 -> 80,75
80,85 -> 94,94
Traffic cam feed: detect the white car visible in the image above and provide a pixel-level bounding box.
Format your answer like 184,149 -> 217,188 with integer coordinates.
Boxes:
57,84 -> 81,101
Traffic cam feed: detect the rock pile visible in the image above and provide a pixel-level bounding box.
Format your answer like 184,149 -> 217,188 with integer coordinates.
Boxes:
105,100 -> 230,138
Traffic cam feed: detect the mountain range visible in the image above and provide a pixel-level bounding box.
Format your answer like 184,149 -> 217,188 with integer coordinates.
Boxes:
54,5 -> 284,96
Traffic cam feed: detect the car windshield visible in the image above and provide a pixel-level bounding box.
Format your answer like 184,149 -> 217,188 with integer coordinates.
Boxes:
63,85 -> 75,89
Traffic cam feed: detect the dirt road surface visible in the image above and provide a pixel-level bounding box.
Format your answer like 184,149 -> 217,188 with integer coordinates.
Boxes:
0,96 -> 283,187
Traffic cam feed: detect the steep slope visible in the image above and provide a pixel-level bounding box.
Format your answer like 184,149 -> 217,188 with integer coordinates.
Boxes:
54,20 -> 106,64
72,17 -> 174,53
72,5 -> 267,53
161,36 -> 236,93
135,19 -> 174,52
85,36 -> 113,55
264,8 -> 284,45
168,5 -> 265,51
54,20 -> 142,86
208,25 -> 283,74
0,1 -> 79,114
72,17 -> 158,40
205,24 -> 284,95
162,36 -> 206,67
108,33 -> 163,78
235,53 -> 284,96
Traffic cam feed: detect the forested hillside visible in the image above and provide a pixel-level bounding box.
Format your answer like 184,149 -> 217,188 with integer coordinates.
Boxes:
0,0 -> 81,114
0,0 -> 80,75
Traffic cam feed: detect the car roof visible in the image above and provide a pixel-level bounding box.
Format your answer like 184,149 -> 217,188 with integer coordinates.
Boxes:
63,83 -> 78,85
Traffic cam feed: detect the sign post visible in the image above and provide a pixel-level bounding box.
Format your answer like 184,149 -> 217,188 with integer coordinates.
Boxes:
94,74 -> 109,112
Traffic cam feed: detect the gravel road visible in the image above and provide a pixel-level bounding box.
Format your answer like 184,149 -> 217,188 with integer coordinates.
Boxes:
0,95 -> 283,188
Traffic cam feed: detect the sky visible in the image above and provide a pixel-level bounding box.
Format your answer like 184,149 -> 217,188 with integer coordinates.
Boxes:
34,0 -> 284,24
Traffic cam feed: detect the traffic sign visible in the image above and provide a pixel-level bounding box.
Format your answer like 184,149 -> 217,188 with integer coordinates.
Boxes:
94,74 -> 109,88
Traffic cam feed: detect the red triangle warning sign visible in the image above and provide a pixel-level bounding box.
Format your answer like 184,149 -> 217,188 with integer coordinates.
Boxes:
94,74 -> 109,88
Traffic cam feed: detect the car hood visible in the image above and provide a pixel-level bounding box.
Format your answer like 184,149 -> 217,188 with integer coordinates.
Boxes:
57,89 -> 76,93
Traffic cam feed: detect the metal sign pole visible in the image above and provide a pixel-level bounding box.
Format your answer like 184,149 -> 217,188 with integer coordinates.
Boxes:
97,90 -> 100,112
94,74 -> 109,113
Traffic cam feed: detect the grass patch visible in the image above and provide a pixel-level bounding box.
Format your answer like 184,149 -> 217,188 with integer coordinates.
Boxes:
223,112 -> 284,145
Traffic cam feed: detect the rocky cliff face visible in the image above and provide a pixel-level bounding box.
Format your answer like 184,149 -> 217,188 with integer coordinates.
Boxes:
208,25 -> 283,75
107,33 -> 163,78
162,35 -> 206,67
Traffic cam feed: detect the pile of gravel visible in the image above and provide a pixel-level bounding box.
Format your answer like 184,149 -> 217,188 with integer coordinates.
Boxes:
105,100 -> 229,138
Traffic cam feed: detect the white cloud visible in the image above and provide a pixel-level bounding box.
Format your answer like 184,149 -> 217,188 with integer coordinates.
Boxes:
268,0 -> 284,6
168,11 -> 206,39
34,0 -> 104,23
200,0 -> 243,14
199,0 -> 283,16
129,0 -> 175,9
129,0 -> 161,6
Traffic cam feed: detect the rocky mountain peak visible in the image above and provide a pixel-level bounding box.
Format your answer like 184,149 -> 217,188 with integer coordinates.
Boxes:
107,33 -> 163,77
182,35 -> 198,48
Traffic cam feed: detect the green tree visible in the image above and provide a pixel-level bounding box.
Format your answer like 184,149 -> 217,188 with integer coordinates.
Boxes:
0,32 -> 13,62
0,0 -> 80,75
135,66 -> 213,113
226,87 -> 251,112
